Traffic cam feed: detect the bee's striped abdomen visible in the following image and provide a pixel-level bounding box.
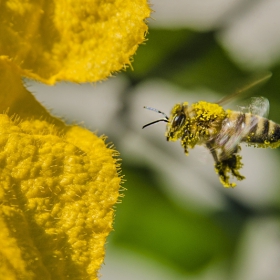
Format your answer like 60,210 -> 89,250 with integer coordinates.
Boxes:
246,113 -> 280,147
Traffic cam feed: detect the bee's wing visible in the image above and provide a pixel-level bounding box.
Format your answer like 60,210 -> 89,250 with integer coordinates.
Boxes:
209,72 -> 271,162
213,115 -> 245,161
249,96 -> 270,118
213,97 -> 270,161
216,72 -> 272,106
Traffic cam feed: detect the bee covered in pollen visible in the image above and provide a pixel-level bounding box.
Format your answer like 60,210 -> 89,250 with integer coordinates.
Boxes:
142,74 -> 279,187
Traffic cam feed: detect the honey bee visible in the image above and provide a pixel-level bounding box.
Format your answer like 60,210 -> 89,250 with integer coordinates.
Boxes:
143,74 -> 279,187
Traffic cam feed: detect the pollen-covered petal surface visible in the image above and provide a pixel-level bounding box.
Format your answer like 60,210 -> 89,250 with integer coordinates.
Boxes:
0,115 -> 121,279
0,0 -> 151,83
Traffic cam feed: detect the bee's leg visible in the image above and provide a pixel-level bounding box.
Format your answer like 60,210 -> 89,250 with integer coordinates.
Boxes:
215,160 -> 231,187
181,136 -> 189,156
205,142 -> 218,163
206,142 -> 233,186
183,145 -> 189,156
224,154 -> 245,181
214,147 -> 245,187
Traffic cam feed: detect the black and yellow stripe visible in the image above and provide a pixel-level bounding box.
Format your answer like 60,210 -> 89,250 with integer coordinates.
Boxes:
241,112 -> 280,145
225,111 -> 280,147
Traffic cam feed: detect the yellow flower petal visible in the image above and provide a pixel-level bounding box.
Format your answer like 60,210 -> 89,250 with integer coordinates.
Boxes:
0,115 -> 122,279
0,51 -> 123,280
0,56 -> 62,124
0,0 -> 151,83
0,0 -> 140,277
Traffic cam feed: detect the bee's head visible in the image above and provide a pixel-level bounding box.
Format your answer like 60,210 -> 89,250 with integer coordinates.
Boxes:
166,102 -> 188,141
142,103 -> 188,142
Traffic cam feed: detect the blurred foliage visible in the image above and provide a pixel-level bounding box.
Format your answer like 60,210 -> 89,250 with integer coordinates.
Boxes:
127,29 -> 246,92
128,29 -> 280,107
111,164 -> 233,273
110,27 -> 280,276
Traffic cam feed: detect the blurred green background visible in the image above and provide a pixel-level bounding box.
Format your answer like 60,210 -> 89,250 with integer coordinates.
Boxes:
28,1 -> 280,279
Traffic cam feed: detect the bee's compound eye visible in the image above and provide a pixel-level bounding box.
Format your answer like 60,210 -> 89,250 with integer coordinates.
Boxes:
172,114 -> 186,128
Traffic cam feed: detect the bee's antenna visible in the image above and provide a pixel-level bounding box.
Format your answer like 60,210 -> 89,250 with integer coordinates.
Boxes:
143,106 -> 169,119
142,119 -> 168,129
142,106 -> 169,129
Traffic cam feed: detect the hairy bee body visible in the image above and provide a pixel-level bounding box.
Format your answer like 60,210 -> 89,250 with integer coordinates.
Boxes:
165,101 -> 280,187
143,74 -> 278,187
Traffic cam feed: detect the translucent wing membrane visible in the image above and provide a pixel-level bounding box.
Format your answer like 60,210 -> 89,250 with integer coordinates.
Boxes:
212,72 -> 271,162
214,97 -> 270,160
249,96 -> 270,118
216,72 -> 272,106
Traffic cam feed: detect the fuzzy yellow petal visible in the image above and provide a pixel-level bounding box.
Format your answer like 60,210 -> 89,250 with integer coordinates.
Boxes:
0,115 -> 121,279
0,56 -> 63,124
0,0 -> 151,83
0,0 -> 132,278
